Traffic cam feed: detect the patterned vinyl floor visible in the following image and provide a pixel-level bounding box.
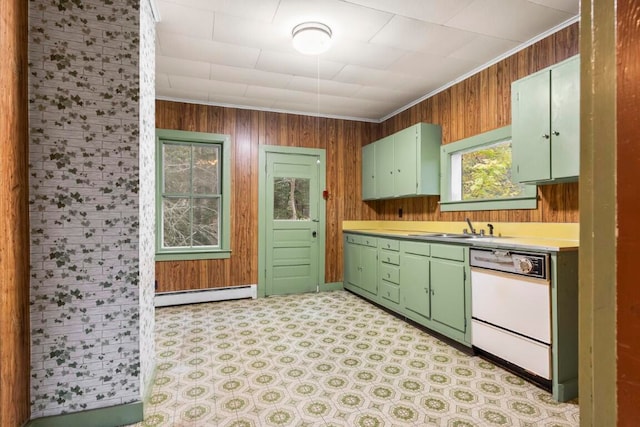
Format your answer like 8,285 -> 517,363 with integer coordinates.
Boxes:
129,291 -> 579,427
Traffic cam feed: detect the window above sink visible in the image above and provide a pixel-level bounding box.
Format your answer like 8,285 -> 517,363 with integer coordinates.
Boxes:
439,126 -> 538,212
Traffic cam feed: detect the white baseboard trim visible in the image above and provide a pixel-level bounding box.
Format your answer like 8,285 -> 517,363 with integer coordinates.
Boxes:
154,284 -> 257,307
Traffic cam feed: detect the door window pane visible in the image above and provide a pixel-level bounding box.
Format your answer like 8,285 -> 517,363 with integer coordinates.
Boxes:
273,177 -> 310,220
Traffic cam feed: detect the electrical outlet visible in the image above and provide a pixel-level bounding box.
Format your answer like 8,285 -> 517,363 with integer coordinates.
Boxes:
398,208 -> 403,218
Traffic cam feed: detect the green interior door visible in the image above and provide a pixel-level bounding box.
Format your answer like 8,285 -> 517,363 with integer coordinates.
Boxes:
265,152 -> 320,296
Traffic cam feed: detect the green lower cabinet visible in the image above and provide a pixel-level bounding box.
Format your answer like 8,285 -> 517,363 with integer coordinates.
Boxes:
343,234 -> 378,297
360,245 -> 378,295
400,249 -> 431,323
344,234 -> 471,347
430,258 -> 466,333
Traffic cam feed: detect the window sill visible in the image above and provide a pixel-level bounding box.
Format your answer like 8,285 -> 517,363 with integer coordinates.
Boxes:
439,197 -> 538,212
155,250 -> 232,262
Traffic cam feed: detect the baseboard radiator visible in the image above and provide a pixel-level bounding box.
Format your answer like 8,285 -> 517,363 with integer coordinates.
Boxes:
154,284 -> 257,308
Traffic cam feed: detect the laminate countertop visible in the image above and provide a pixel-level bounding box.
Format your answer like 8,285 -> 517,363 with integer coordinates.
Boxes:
343,221 -> 579,252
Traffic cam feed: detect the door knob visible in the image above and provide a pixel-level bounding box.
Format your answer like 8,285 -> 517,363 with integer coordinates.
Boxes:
312,231 -> 317,238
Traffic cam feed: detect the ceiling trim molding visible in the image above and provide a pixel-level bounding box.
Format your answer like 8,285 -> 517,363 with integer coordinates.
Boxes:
378,15 -> 580,123
154,96 -> 380,123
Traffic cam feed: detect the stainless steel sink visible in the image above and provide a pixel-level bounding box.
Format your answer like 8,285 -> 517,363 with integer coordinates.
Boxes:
409,233 -> 483,239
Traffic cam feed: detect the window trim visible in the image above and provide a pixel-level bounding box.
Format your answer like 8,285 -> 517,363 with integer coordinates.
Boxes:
155,129 -> 231,261
439,125 -> 537,212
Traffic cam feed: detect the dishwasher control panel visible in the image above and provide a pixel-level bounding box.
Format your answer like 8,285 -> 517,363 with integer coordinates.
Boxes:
469,248 -> 548,280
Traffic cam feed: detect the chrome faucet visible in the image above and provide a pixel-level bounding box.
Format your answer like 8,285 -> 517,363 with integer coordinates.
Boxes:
465,218 -> 476,235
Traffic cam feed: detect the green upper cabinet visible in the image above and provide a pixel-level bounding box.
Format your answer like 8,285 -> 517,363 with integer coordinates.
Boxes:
550,57 -> 580,180
393,126 -> 420,196
512,55 -> 580,184
374,135 -> 394,198
361,123 -> 441,200
361,143 -> 376,200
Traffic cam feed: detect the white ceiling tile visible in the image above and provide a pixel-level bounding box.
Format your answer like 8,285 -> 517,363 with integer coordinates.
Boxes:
207,94 -> 277,109
210,64 -> 293,89
156,1 -> 214,39
156,73 -> 171,88
343,0 -> 475,24
245,86 -> 314,104
322,38 -> 407,69
389,51 -> 473,78
355,86 -> 415,104
370,16 -> 439,51
158,33 -> 260,68
527,0 -> 579,14
286,76 -> 361,98
169,75 -> 248,97
445,0 -> 574,42
161,0 -> 281,22
156,55 -> 210,79
255,51 -> 345,80
448,35 -> 520,63
157,87 -> 209,102
333,65 -> 389,86
213,13 -> 289,52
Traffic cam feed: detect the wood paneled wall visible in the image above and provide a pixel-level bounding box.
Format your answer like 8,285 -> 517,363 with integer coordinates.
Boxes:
155,103 -> 377,291
0,0 -> 31,425
372,22 -> 580,224
616,1 -> 640,424
156,23 -> 580,292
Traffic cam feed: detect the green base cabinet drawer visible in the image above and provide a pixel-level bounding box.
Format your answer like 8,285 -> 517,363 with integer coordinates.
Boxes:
431,244 -> 466,261
380,281 -> 400,304
401,241 -> 430,256
380,252 -> 400,265
379,238 -> 400,251
380,264 -> 400,284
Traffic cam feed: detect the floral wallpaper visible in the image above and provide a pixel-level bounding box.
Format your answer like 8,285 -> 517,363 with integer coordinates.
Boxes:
28,0 -> 152,418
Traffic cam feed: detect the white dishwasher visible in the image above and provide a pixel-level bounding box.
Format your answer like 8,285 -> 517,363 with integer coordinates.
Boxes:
470,248 -> 551,381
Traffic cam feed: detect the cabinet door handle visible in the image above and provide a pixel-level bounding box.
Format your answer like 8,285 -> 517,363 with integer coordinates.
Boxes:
542,134 -> 550,139
552,131 -> 560,136
397,169 -> 401,173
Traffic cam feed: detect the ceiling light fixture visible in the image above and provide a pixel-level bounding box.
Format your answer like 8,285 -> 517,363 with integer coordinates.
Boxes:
292,22 -> 332,55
